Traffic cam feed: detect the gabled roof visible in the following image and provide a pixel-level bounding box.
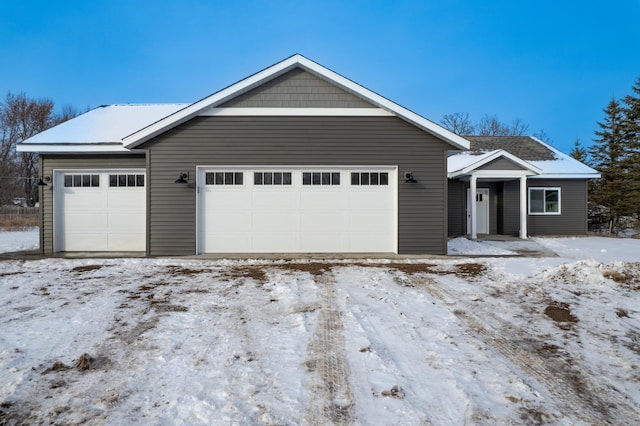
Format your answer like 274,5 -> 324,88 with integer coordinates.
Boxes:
448,149 -> 541,178
17,104 -> 188,153
448,136 -> 600,179
121,54 -> 470,150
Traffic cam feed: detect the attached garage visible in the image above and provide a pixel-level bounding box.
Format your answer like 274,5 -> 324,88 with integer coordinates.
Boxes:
53,170 -> 146,252
197,167 -> 397,253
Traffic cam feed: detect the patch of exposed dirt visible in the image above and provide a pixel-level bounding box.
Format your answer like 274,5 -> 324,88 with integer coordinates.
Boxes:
167,266 -> 210,275
361,262 -> 486,278
71,265 -> 103,273
0,271 -> 24,277
43,361 -> 71,374
380,385 -> 405,399
220,266 -> 268,283
273,262 -> 332,276
544,302 -> 578,324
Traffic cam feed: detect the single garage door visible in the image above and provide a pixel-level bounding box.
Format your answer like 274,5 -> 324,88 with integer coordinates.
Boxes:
197,167 -> 397,253
54,170 -> 146,251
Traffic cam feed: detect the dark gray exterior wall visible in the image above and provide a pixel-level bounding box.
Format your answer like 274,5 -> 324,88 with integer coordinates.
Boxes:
143,116 -> 451,255
526,178 -> 588,235
448,179 -> 466,237
448,177 -> 589,237
220,68 -> 374,108
39,154 -> 146,254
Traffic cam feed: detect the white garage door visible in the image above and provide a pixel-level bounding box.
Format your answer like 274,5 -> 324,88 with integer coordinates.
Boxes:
197,167 -> 396,253
54,170 -> 146,251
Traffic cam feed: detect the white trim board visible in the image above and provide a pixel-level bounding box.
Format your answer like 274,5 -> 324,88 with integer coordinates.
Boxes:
199,108 -> 394,116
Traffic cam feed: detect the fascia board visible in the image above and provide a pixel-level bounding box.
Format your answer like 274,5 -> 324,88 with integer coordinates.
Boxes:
16,144 -> 131,153
123,54 -> 470,150
529,173 -> 601,179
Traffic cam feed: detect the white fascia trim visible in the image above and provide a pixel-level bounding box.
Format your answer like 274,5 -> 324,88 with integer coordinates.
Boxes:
199,107 -> 394,116
123,54 -> 470,150
16,144 -> 131,153
529,173 -> 601,179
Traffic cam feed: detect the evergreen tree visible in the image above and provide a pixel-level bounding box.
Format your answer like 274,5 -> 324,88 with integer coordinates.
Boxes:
621,76 -> 640,216
589,98 -> 636,221
569,138 -> 588,163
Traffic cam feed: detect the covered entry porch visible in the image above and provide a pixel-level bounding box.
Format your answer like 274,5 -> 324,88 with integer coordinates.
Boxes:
447,150 -> 541,240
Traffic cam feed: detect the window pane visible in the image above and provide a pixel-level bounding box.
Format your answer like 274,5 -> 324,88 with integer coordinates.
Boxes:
312,172 -> 321,185
360,173 -> 369,185
215,172 -> 224,185
545,190 -> 559,213
206,172 -> 214,185
65,175 -> 73,187
283,172 -> 292,185
380,173 -> 388,185
254,172 -> 263,185
118,175 -> 127,187
73,175 -> 82,187
91,175 -> 100,187
264,172 -> 273,185
224,172 -> 233,185
351,172 -> 359,185
530,189 -> 544,213
370,173 -> 379,185
321,172 -> 331,185
274,172 -> 282,185
303,172 -> 311,185
234,172 -> 243,185
127,175 -> 135,186
136,175 -> 144,187
331,172 -> 340,185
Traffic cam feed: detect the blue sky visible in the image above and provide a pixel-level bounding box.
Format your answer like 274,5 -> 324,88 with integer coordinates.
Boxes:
1,0 -> 639,154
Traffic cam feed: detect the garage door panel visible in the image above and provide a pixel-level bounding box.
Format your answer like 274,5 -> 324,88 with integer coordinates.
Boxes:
300,213 -> 347,232
348,192 -> 394,210
253,213 -> 301,232
203,212 -> 251,232
252,191 -> 299,210
199,167 -> 396,253
201,191 -> 251,209
300,191 -> 347,210
252,233 -> 299,252
55,170 -> 146,252
203,233 -> 252,252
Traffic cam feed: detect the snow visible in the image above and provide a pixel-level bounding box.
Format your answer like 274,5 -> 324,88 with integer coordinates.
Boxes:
1,230 -> 640,424
0,228 -> 38,253
18,104 -> 188,150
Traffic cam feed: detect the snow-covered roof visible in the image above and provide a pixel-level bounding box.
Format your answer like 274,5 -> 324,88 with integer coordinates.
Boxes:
448,136 -> 600,179
17,104 -> 189,153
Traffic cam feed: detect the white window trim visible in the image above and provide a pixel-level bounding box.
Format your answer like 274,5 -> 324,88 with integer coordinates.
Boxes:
528,187 -> 561,215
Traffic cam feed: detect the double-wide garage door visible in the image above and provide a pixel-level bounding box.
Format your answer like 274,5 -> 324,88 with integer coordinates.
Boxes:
198,167 -> 397,253
54,170 -> 146,252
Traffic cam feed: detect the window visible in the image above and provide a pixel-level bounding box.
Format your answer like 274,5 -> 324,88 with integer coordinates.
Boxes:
64,174 -> 100,188
302,171 -> 340,186
109,174 -> 145,187
351,172 -> 389,186
205,172 -> 243,185
528,188 -> 560,214
254,172 -> 292,185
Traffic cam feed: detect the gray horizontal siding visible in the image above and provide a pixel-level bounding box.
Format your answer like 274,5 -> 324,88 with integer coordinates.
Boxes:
448,179 -> 465,237
527,178 -> 587,235
144,116 -> 451,255
478,158 -> 527,171
220,68 -> 374,108
40,154 -> 146,254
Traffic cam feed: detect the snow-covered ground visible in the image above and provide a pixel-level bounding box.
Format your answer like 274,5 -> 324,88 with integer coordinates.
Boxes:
0,228 -> 38,253
1,231 -> 639,424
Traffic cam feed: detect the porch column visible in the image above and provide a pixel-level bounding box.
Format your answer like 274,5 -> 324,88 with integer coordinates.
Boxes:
470,175 -> 477,240
519,176 -> 528,239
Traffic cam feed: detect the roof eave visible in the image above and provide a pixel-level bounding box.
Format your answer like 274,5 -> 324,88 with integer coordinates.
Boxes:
16,143 -> 133,154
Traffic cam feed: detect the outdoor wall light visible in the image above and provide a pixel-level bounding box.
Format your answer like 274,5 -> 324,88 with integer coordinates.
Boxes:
37,176 -> 51,186
174,172 -> 189,184
404,172 -> 417,183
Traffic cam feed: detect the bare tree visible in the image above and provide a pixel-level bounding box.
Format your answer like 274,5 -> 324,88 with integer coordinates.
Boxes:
441,112 -> 475,135
0,92 -> 77,205
476,114 -> 512,136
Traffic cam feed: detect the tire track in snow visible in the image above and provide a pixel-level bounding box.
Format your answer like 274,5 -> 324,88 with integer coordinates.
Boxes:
411,276 -> 640,425
304,272 -> 355,425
